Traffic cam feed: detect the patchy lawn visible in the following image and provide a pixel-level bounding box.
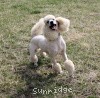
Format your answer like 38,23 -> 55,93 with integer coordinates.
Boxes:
0,0 -> 100,98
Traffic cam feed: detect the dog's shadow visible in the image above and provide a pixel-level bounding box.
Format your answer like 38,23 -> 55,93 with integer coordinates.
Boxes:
12,57 -> 59,98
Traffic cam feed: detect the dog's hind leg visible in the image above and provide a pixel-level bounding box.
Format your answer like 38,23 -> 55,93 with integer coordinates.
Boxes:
51,57 -> 63,74
29,43 -> 38,66
39,49 -> 48,58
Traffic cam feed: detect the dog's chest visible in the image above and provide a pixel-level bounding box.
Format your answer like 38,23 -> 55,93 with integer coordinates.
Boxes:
46,39 -> 63,56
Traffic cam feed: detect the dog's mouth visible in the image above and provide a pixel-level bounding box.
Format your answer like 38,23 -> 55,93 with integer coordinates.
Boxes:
47,19 -> 58,30
49,24 -> 57,30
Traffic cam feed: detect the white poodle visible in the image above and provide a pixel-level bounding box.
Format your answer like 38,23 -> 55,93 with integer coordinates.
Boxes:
29,15 -> 75,78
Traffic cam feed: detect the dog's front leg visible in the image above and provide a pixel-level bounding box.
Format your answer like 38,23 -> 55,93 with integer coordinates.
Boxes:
51,57 -> 63,74
29,43 -> 38,66
62,51 -> 75,78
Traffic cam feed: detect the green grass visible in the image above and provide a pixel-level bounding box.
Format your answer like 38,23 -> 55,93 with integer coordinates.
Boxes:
0,0 -> 100,98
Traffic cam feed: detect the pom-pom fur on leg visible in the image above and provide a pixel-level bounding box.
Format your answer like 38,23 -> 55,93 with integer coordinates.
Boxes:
52,63 -> 63,74
64,60 -> 75,77
30,55 -> 38,66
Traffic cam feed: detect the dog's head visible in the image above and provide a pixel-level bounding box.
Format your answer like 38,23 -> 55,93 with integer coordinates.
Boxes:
44,15 -> 58,30
43,15 -> 70,41
44,15 -> 70,32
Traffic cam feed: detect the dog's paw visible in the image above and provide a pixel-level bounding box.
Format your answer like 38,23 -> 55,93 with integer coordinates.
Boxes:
52,63 -> 63,74
42,52 -> 48,58
30,55 -> 38,63
64,60 -> 75,77
34,62 -> 38,67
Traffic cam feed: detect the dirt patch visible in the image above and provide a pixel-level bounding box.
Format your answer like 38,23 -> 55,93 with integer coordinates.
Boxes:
80,42 -> 90,49
64,32 -> 87,42
83,70 -> 98,82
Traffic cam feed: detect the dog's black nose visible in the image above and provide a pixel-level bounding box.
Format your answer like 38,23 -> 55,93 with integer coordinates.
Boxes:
54,24 -> 56,26
50,21 -> 56,26
50,21 -> 53,25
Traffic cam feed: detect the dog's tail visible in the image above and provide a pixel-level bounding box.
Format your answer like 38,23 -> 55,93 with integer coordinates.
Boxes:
31,18 -> 45,37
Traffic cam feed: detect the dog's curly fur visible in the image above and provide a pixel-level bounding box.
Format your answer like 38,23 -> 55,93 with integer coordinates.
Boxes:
29,15 -> 75,77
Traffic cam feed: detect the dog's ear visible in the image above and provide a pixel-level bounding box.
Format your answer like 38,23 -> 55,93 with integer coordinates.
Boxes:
56,17 -> 70,32
31,18 -> 44,37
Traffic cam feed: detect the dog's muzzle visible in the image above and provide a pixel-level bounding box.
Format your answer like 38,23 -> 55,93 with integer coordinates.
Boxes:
48,19 -> 57,30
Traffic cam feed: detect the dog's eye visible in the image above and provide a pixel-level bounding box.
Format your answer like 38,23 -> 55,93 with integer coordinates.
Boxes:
47,21 -> 49,24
